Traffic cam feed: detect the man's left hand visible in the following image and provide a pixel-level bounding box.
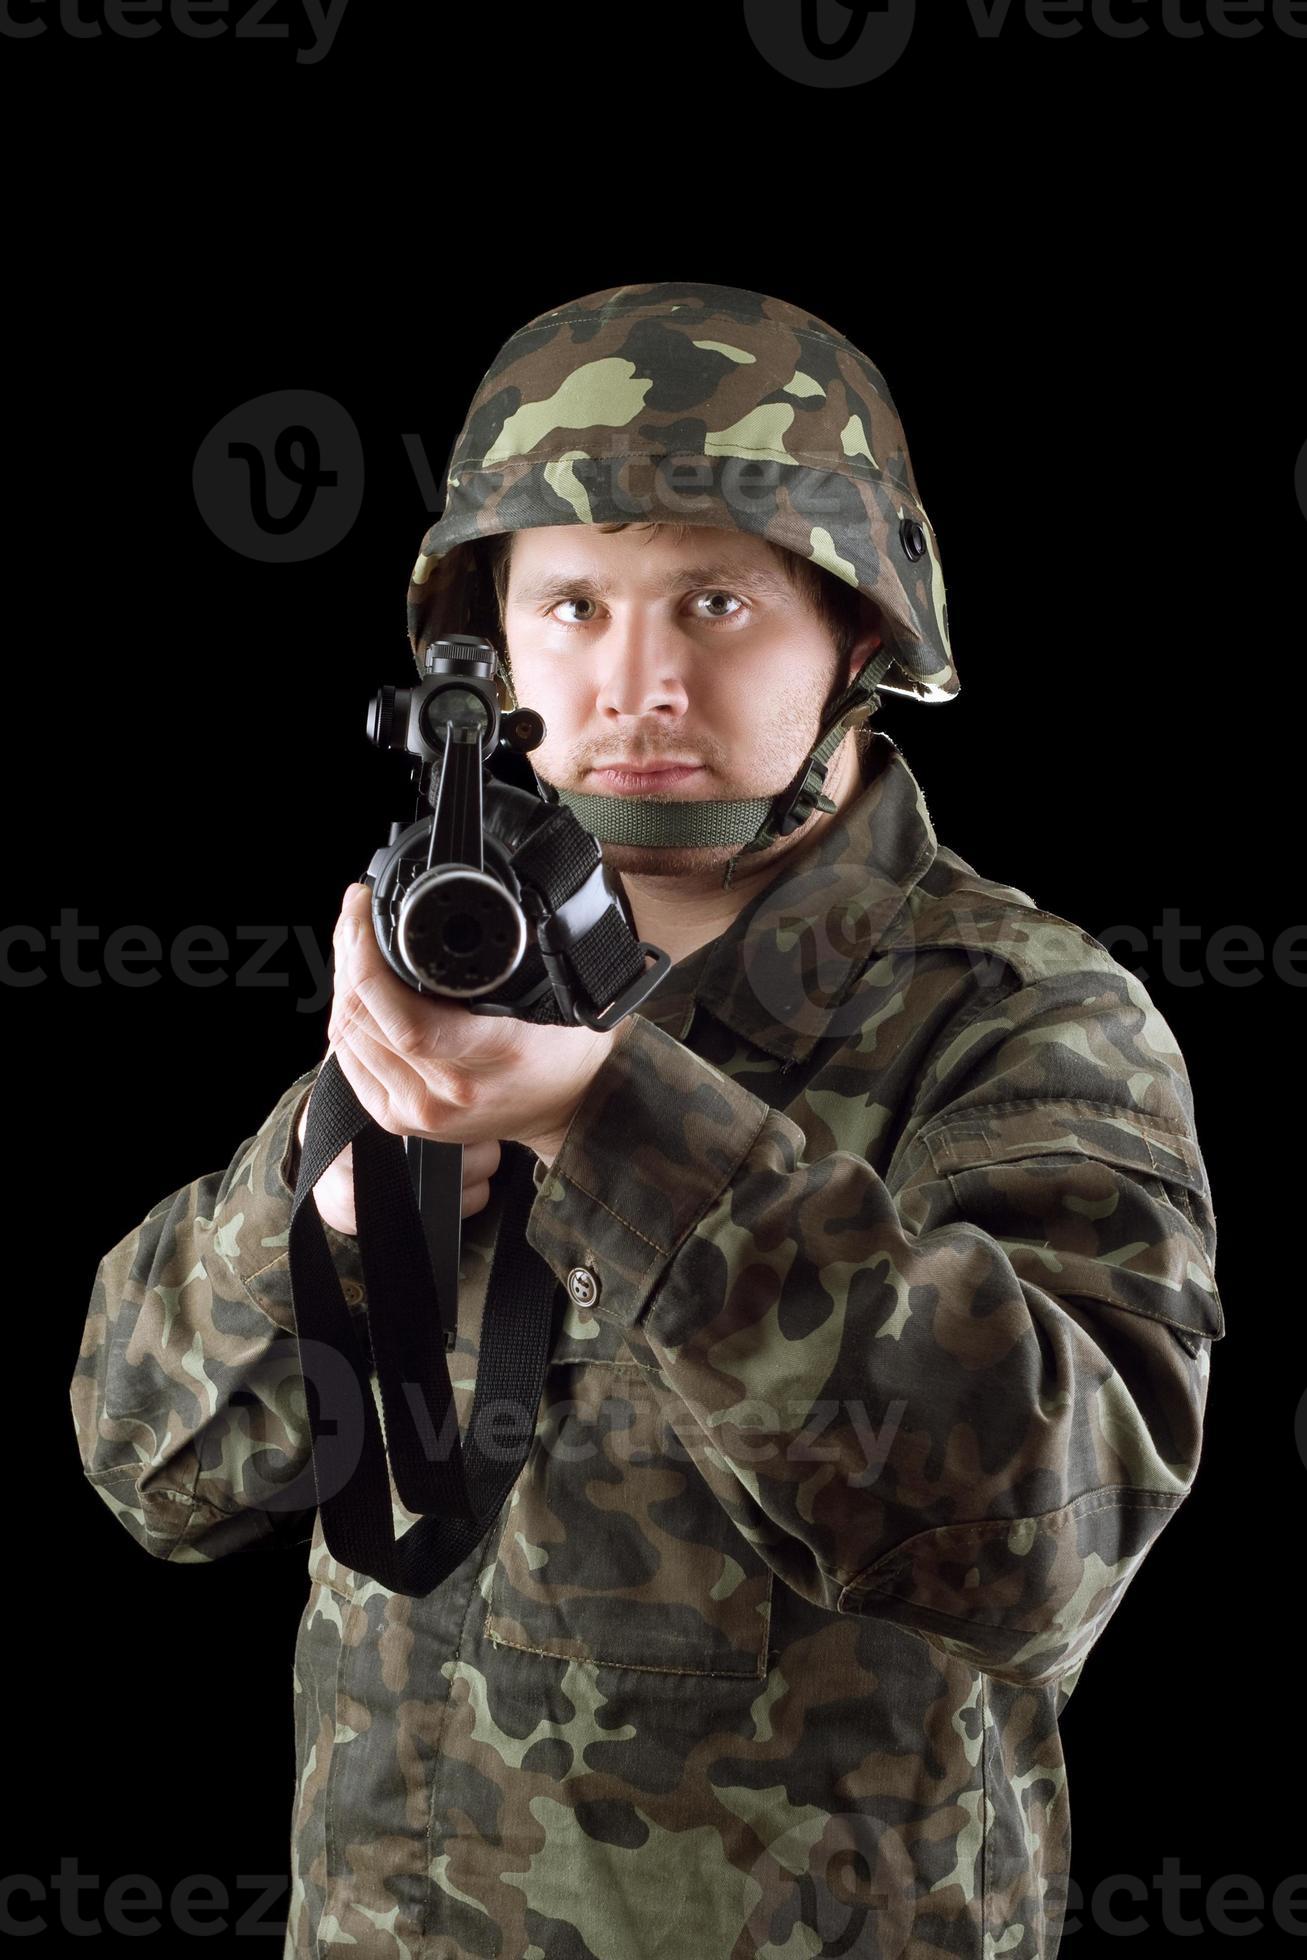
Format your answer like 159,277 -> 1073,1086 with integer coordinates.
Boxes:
326,882 -> 625,1170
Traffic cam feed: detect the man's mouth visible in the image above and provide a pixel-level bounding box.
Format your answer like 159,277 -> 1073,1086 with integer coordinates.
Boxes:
589,764 -> 704,791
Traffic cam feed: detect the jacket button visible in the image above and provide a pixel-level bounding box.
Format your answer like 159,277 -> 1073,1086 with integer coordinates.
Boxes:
567,1266 -> 600,1307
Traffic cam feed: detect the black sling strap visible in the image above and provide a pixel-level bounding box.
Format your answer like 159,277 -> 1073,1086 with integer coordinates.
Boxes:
286,1051 -> 562,1597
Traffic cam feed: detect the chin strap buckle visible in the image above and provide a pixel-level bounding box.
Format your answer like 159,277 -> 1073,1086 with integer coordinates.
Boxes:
772,687 -> 883,840
773,762 -> 839,838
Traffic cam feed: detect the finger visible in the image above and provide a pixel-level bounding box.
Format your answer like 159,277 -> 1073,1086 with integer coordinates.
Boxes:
332,898 -> 385,995
330,968 -> 427,1061
338,910 -> 505,1067
351,961 -> 473,1065
335,1021 -> 432,1133
330,970 -> 406,1063
332,890 -> 368,967
330,983 -> 382,1053
333,891 -> 402,1033
333,891 -> 517,1074
337,1017 -> 477,1138
332,912 -> 463,1062
344,993 -> 480,1115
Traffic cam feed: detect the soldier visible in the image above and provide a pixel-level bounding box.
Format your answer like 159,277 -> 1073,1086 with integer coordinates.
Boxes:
72,281 -> 1225,1960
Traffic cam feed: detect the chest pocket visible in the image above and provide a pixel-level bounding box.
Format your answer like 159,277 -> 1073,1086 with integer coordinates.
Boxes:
483,1358 -> 773,1678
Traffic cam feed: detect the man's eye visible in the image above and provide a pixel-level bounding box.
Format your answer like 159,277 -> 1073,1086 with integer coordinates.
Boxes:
694,591 -> 747,621
548,596 -> 598,625
547,591 -> 748,626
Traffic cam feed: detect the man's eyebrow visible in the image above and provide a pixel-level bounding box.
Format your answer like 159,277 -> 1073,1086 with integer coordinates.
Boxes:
509,561 -> 795,605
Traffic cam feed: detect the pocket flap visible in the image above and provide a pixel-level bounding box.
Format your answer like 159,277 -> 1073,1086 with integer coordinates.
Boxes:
922,1097 -> 1209,1197
917,1101 -> 1224,1345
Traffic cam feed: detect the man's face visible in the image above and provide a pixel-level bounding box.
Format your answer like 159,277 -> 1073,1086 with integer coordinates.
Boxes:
500,523 -> 875,879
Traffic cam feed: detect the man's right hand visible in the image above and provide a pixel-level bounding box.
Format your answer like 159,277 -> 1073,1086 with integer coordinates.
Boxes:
296,1101 -> 502,1238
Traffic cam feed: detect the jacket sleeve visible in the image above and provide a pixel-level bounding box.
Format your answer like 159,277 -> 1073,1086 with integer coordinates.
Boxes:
524,965 -> 1225,1688
71,1064 -> 370,1564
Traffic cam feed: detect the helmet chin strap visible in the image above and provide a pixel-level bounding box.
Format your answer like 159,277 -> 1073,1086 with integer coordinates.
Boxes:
531,645 -> 898,891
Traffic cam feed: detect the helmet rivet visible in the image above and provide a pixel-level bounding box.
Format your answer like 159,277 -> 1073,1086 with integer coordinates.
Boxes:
900,518 -> 926,561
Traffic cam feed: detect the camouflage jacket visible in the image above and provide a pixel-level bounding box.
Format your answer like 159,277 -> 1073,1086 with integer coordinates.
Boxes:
71,729 -> 1225,1960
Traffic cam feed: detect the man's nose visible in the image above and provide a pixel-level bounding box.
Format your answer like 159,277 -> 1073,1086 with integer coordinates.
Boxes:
593,616 -> 692,716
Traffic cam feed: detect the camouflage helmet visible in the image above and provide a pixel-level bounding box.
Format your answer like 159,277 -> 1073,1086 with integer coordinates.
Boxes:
404,281 -> 955,887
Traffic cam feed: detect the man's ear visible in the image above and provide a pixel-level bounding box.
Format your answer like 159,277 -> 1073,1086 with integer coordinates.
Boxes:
846,597 -> 885,684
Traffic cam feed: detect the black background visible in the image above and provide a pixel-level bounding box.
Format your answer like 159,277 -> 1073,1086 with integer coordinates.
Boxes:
4,2 -> 1300,1953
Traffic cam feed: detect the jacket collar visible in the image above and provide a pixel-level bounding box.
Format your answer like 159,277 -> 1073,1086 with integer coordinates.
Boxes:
633,731 -> 940,1063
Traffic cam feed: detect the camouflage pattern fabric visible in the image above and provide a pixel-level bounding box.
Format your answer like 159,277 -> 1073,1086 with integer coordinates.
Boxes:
71,731 -> 1224,1959
405,280 -> 955,707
